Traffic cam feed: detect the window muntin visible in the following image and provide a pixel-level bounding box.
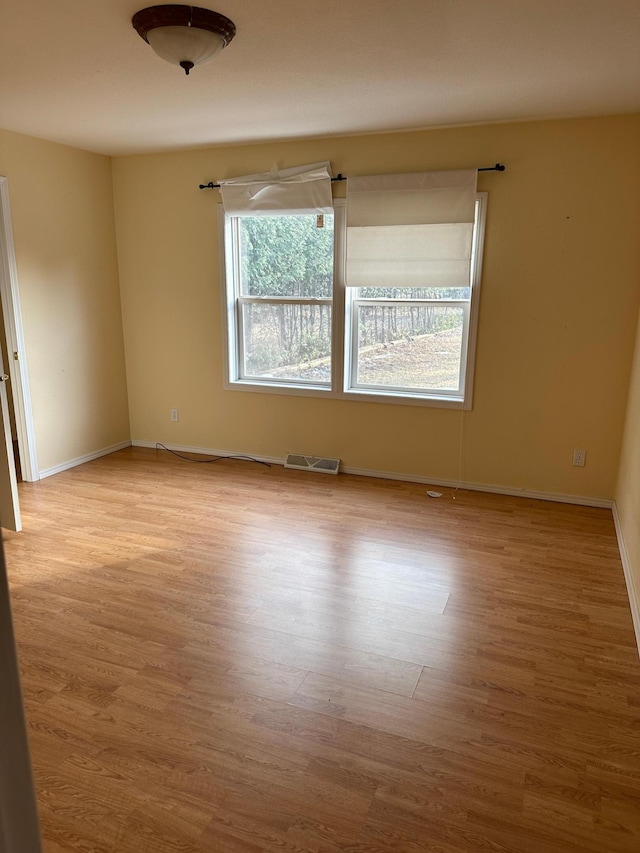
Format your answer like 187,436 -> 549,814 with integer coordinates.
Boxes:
221,195 -> 486,407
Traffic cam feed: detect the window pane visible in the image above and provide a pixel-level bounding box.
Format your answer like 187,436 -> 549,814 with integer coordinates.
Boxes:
242,303 -> 332,382
239,215 -> 334,298
357,286 -> 470,300
356,305 -> 464,390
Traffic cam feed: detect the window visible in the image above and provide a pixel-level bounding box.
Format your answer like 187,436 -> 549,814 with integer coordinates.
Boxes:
227,214 -> 334,385
345,196 -> 485,402
220,194 -> 486,408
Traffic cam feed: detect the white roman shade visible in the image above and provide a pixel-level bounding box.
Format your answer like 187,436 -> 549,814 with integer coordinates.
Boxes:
346,169 -> 478,288
217,162 -> 333,217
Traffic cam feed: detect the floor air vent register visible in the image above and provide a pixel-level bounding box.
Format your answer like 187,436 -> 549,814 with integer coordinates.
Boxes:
284,454 -> 340,475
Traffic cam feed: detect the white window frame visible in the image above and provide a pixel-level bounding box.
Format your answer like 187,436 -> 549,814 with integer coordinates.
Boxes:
230,217 -> 334,388
220,209 -> 341,394
219,193 -> 487,409
345,297 -> 471,398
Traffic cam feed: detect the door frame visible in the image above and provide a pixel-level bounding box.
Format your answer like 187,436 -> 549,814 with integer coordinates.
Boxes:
0,177 -> 39,483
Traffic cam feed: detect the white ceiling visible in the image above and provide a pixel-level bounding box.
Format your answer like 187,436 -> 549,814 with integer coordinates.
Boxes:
1,0 -> 639,157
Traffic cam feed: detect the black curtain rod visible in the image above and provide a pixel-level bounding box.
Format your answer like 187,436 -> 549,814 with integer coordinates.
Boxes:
198,163 -> 506,190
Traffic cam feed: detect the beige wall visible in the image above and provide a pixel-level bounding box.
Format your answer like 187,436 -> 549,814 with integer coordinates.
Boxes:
0,129 -> 130,473
112,115 -> 640,500
616,308 -> 640,632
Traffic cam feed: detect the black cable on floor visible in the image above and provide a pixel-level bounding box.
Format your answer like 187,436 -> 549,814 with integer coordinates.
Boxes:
155,442 -> 271,468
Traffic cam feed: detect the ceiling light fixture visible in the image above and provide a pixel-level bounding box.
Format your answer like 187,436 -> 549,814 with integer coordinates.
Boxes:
132,5 -> 236,76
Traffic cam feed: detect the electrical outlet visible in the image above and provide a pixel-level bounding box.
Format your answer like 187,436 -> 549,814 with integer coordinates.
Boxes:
170,408 -> 179,422
572,448 -> 586,467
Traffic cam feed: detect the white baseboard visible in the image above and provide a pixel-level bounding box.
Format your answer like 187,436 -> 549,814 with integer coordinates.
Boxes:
131,440 -> 283,466
341,465 -> 614,508
38,441 -> 132,480
131,440 -> 612,508
612,502 -> 640,657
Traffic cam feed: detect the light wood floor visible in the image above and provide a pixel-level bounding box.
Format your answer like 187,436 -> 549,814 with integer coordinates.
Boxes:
5,447 -> 640,852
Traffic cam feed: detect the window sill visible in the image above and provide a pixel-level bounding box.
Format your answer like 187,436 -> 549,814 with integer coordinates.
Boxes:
341,387 -> 467,409
225,379 -> 469,409
227,379 -> 333,396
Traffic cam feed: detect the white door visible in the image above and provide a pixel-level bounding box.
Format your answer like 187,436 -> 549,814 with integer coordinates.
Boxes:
0,176 -> 38,521
0,349 -> 20,531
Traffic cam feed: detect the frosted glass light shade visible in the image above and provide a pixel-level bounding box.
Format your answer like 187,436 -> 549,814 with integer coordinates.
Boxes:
146,25 -> 225,68
132,6 -> 236,75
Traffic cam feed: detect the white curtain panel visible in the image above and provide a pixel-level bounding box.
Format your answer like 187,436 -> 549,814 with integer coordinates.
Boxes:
217,162 -> 334,217
346,169 -> 477,288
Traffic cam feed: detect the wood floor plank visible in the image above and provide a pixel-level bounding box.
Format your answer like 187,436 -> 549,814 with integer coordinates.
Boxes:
247,603 -> 459,668
289,671 -> 486,748
185,621 -> 424,697
3,446 -> 640,852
